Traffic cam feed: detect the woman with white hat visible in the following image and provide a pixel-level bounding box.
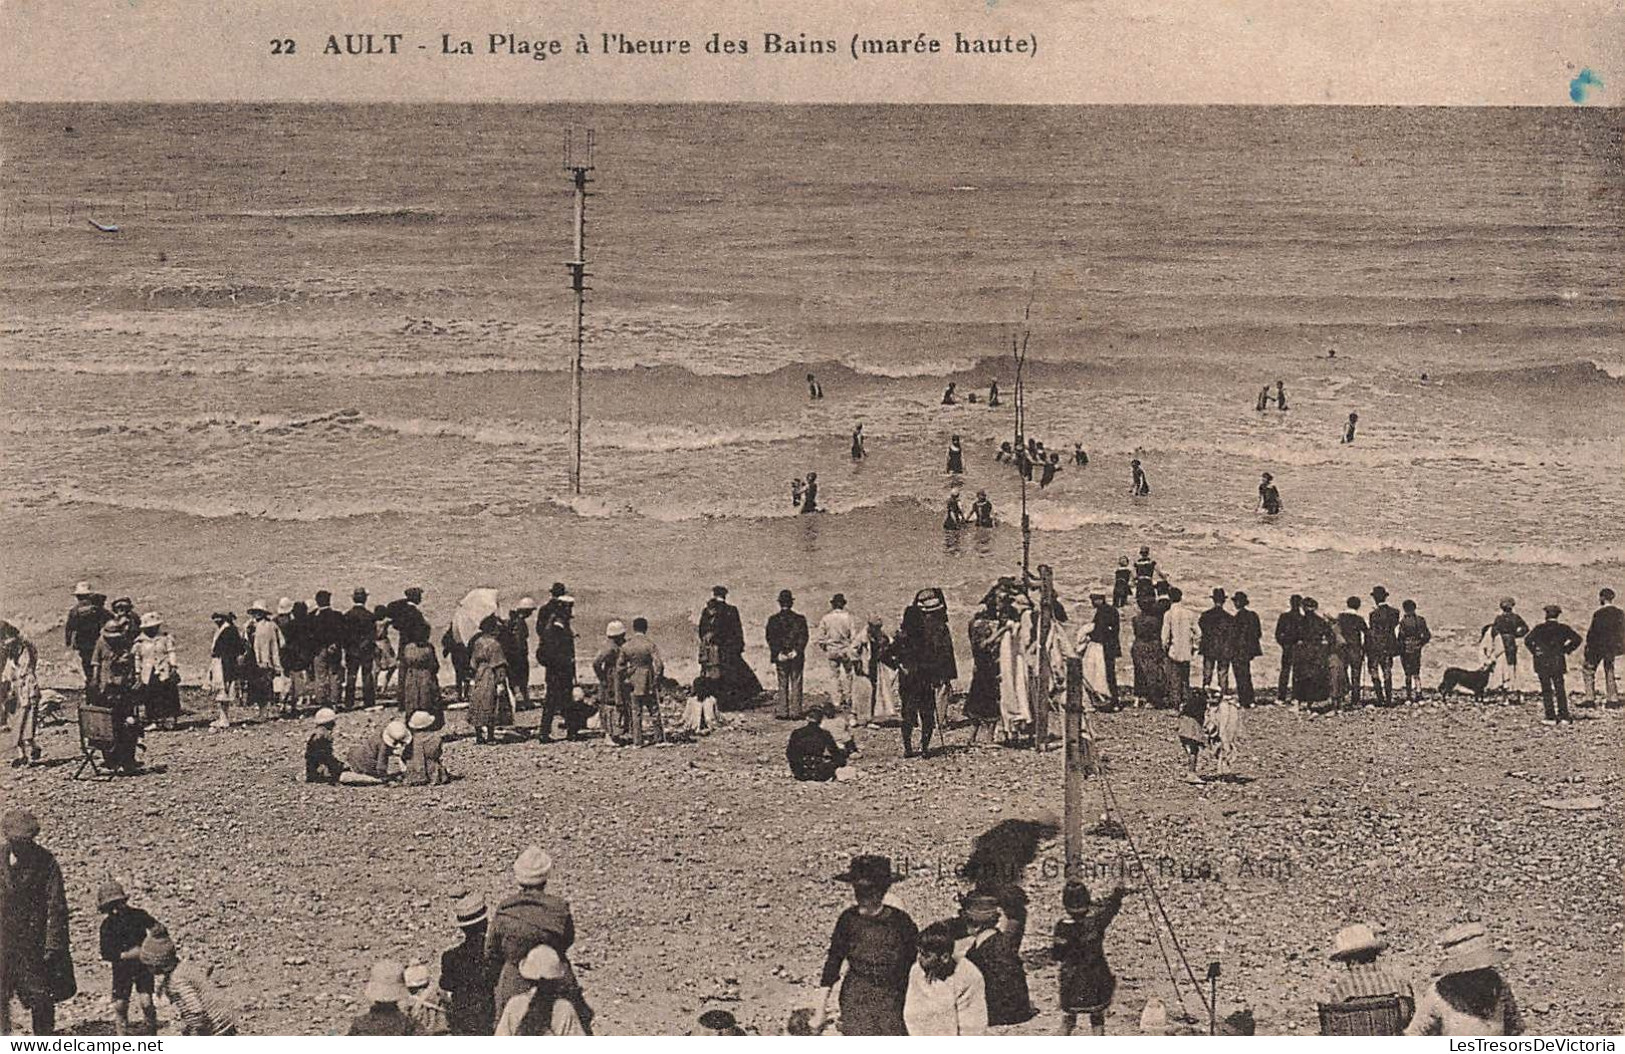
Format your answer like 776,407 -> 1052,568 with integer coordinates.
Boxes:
346,962 -> 417,1035
132,613 -> 180,731
493,945 -> 586,1035
340,719 -> 410,785
244,601 -> 283,720
1405,923 -> 1523,1036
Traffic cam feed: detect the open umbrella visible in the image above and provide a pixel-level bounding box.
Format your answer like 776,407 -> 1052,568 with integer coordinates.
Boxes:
452,587 -> 501,645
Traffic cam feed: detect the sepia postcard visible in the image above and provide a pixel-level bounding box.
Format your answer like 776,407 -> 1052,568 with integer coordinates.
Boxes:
0,0 -> 1620,1040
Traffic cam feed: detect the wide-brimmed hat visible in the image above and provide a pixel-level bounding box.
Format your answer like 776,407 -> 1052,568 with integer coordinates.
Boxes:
140,924 -> 179,972
556,594 -> 575,605
516,596 -> 538,611
313,708 -> 338,727
1434,922 -> 1508,976
276,597 -> 294,615
833,854 -> 906,887
514,845 -> 553,886
1211,588 -> 1227,601
74,581 -> 94,596
364,961 -> 409,1004
605,620 -> 626,638
382,720 -> 411,746
2,809 -> 41,841
1329,923 -> 1388,962
98,880 -> 129,911
139,612 -> 163,630
407,710 -> 436,732
247,599 -> 270,615
403,963 -> 431,991
518,945 -> 564,982
960,891 -> 1001,925
453,892 -> 488,928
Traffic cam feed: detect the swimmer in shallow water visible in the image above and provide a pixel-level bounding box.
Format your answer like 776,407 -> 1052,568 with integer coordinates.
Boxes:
801,471 -> 820,513
1342,413 -> 1358,444
941,382 -> 957,406
943,490 -> 967,530
807,373 -> 824,400
1256,472 -> 1283,515
1130,459 -> 1150,497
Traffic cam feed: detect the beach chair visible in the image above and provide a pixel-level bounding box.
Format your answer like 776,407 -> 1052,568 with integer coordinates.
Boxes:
73,704 -> 117,780
1317,994 -> 1407,1036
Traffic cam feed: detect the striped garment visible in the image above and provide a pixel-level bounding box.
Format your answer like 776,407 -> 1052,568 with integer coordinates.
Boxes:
1328,961 -> 1413,1004
167,966 -> 238,1035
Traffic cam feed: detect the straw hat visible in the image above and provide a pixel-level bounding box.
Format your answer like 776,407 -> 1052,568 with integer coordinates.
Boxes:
139,612 -> 163,630
1329,923 -> 1388,962
74,581 -> 94,596
518,945 -> 564,982
605,620 -> 626,639
247,599 -> 269,616
382,720 -> 411,746
403,963 -> 431,991
513,845 -> 554,886
364,961 -> 409,1004
407,710 -> 436,732
313,708 -> 338,726
517,596 -> 538,611
1434,923 -> 1507,976
833,854 -> 905,887
453,892 -> 488,928
276,597 -> 294,615
97,880 -> 129,911
2,809 -> 41,841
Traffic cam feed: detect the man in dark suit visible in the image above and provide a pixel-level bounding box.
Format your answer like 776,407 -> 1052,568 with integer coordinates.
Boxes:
765,589 -> 808,720
1230,592 -> 1262,708
1526,604 -> 1583,725
343,588 -> 378,709
1199,588 -> 1235,696
308,590 -> 348,709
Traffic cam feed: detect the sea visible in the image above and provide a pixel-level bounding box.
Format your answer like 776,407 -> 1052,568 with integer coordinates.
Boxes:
1,103 -> 1621,687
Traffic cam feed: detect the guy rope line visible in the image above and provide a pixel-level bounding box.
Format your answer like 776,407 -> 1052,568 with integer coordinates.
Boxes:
1079,693 -> 1214,1021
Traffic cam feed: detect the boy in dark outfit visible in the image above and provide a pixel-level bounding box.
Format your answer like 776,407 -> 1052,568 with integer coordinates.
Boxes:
97,882 -> 158,1035
1053,880 -> 1127,1035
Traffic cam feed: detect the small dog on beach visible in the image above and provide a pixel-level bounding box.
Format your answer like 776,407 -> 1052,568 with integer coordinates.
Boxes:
1438,665 -> 1494,700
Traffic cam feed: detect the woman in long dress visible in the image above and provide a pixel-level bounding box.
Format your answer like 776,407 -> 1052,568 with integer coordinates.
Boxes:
398,636 -> 441,720
857,617 -> 900,725
1291,598 -> 1336,708
1129,598 -> 1167,708
468,615 -> 508,744
965,600 -> 1004,743
997,599 -> 1033,741
132,613 -> 181,730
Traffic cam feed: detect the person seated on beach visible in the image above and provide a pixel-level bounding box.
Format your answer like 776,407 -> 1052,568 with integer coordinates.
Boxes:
786,706 -> 847,782
494,946 -> 587,1036
1072,443 -> 1088,467
800,471 -> 820,513
403,963 -> 450,1035
679,678 -> 721,740
304,707 -> 344,783
403,710 -> 450,786
141,926 -> 238,1036
970,491 -> 995,527
341,719 -> 410,785
1405,924 -> 1523,1036
943,489 -> 968,530
942,382 -> 957,405
1323,923 -> 1413,1032
348,962 -> 418,1035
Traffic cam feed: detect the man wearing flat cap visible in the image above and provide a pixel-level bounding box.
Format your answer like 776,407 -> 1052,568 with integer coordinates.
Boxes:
1,809 -> 76,1035
1525,604 -> 1582,725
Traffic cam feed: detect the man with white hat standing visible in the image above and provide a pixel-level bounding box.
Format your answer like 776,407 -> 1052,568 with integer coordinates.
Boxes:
592,621 -> 628,745
63,583 -> 111,693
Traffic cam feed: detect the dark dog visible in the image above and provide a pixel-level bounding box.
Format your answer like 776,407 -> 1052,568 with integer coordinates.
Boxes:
1439,665 -> 1493,700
